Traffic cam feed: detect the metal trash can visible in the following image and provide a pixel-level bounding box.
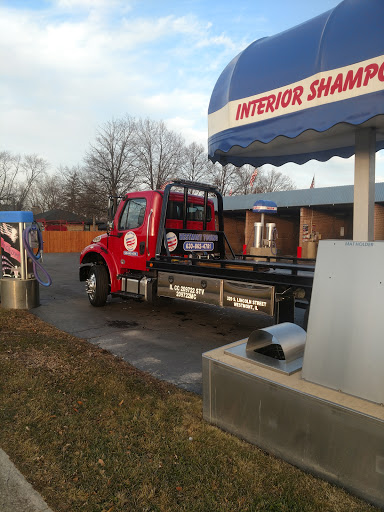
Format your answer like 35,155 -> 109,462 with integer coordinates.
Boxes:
0,211 -> 40,309
253,222 -> 263,248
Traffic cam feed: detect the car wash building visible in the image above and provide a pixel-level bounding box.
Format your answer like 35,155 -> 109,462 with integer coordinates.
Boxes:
222,182 -> 384,258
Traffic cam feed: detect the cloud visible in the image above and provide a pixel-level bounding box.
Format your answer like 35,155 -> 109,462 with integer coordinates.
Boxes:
196,33 -> 241,51
165,116 -> 207,148
279,156 -> 355,190
141,90 -> 207,117
0,1 -> 249,169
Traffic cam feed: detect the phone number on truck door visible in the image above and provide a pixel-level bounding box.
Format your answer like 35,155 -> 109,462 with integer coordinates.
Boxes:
183,241 -> 214,251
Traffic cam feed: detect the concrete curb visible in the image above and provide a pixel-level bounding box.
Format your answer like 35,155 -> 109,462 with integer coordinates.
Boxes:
0,449 -> 54,512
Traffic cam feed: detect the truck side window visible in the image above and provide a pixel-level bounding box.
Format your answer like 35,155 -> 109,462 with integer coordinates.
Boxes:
187,203 -> 212,222
166,201 -> 183,220
118,198 -> 147,230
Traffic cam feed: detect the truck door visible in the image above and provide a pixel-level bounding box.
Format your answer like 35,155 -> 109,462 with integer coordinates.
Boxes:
110,194 -> 149,272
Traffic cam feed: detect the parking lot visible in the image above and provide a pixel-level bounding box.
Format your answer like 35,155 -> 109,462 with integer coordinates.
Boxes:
32,253 -> 302,394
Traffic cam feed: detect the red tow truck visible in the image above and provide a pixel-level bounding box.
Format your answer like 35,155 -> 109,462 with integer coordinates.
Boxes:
80,180 -> 314,324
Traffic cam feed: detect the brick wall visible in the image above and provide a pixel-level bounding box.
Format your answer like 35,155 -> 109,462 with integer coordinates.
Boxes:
222,214 -> 246,254
219,203 -> 384,259
299,208 -> 353,242
374,204 -> 384,240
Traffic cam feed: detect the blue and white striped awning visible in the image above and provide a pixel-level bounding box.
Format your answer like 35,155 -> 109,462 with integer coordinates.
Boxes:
252,200 -> 277,213
208,0 -> 384,167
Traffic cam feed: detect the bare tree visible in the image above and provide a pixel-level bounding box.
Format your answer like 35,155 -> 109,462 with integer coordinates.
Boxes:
78,170 -> 108,221
28,172 -> 63,212
133,118 -> 185,189
84,116 -> 137,197
256,168 -> 295,193
232,165 -> 295,194
209,162 -> 237,196
16,154 -> 49,210
0,153 -> 48,210
0,151 -> 20,206
180,142 -> 209,183
60,166 -> 83,214
232,165 -> 260,195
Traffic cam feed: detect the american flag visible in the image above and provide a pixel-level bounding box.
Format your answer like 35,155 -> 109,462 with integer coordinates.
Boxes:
310,175 -> 315,189
160,180 -> 173,190
249,168 -> 258,188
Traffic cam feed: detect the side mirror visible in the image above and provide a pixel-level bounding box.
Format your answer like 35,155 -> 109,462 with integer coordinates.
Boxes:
107,196 -> 115,222
107,195 -> 123,234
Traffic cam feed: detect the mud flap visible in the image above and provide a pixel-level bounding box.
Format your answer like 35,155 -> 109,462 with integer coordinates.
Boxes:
274,294 -> 295,324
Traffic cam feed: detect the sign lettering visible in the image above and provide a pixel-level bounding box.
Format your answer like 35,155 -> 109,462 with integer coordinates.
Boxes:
209,54 -> 384,137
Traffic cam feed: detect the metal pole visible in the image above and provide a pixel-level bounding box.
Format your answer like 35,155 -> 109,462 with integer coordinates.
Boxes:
261,213 -> 265,246
353,128 -> 376,241
19,222 -> 26,280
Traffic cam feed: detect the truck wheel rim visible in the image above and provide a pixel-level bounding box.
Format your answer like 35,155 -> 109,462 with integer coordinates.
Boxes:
86,273 -> 97,299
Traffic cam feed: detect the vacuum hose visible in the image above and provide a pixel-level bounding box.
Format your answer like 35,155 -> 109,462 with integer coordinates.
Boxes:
271,227 -> 278,256
22,223 -> 52,287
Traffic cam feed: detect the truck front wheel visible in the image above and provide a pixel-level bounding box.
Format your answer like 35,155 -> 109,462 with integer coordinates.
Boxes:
86,265 -> 109,306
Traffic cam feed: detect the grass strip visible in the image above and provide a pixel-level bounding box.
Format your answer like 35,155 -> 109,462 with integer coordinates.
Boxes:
0,309 -> 378,512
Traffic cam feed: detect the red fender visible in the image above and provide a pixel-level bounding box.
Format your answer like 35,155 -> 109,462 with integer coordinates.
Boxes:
80,239 -> 121,293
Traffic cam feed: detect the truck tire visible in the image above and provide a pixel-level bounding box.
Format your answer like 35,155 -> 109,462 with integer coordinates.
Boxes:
86,265 -> 109,307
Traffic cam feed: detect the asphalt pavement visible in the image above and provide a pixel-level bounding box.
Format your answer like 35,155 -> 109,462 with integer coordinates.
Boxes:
30,252 -> 276,394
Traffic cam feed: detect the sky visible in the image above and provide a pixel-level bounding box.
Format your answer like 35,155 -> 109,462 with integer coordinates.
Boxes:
1,0 -> 383,190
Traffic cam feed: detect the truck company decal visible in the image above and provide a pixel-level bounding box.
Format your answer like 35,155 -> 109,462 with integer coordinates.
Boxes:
124,231 -> 137,252
165,232 -> 178,252
177,232 -> 218,252
179,233 -> 218,241
169,284 -> 205,300
208,54 -> 384,136
226,295 -> 267,311
183,241 -> 214,252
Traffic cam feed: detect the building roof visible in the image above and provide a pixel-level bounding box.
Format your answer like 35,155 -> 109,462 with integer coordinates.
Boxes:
34,209 -> 88,223
222,182 -> 384,211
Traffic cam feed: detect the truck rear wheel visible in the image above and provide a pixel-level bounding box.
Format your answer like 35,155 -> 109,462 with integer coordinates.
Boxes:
86,265 -> 109,306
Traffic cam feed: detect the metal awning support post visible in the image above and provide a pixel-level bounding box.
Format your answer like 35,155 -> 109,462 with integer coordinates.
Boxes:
353,128 -> 376,241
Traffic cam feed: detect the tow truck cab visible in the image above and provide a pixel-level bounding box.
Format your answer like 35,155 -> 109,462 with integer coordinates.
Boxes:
80,182 -> 219,299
